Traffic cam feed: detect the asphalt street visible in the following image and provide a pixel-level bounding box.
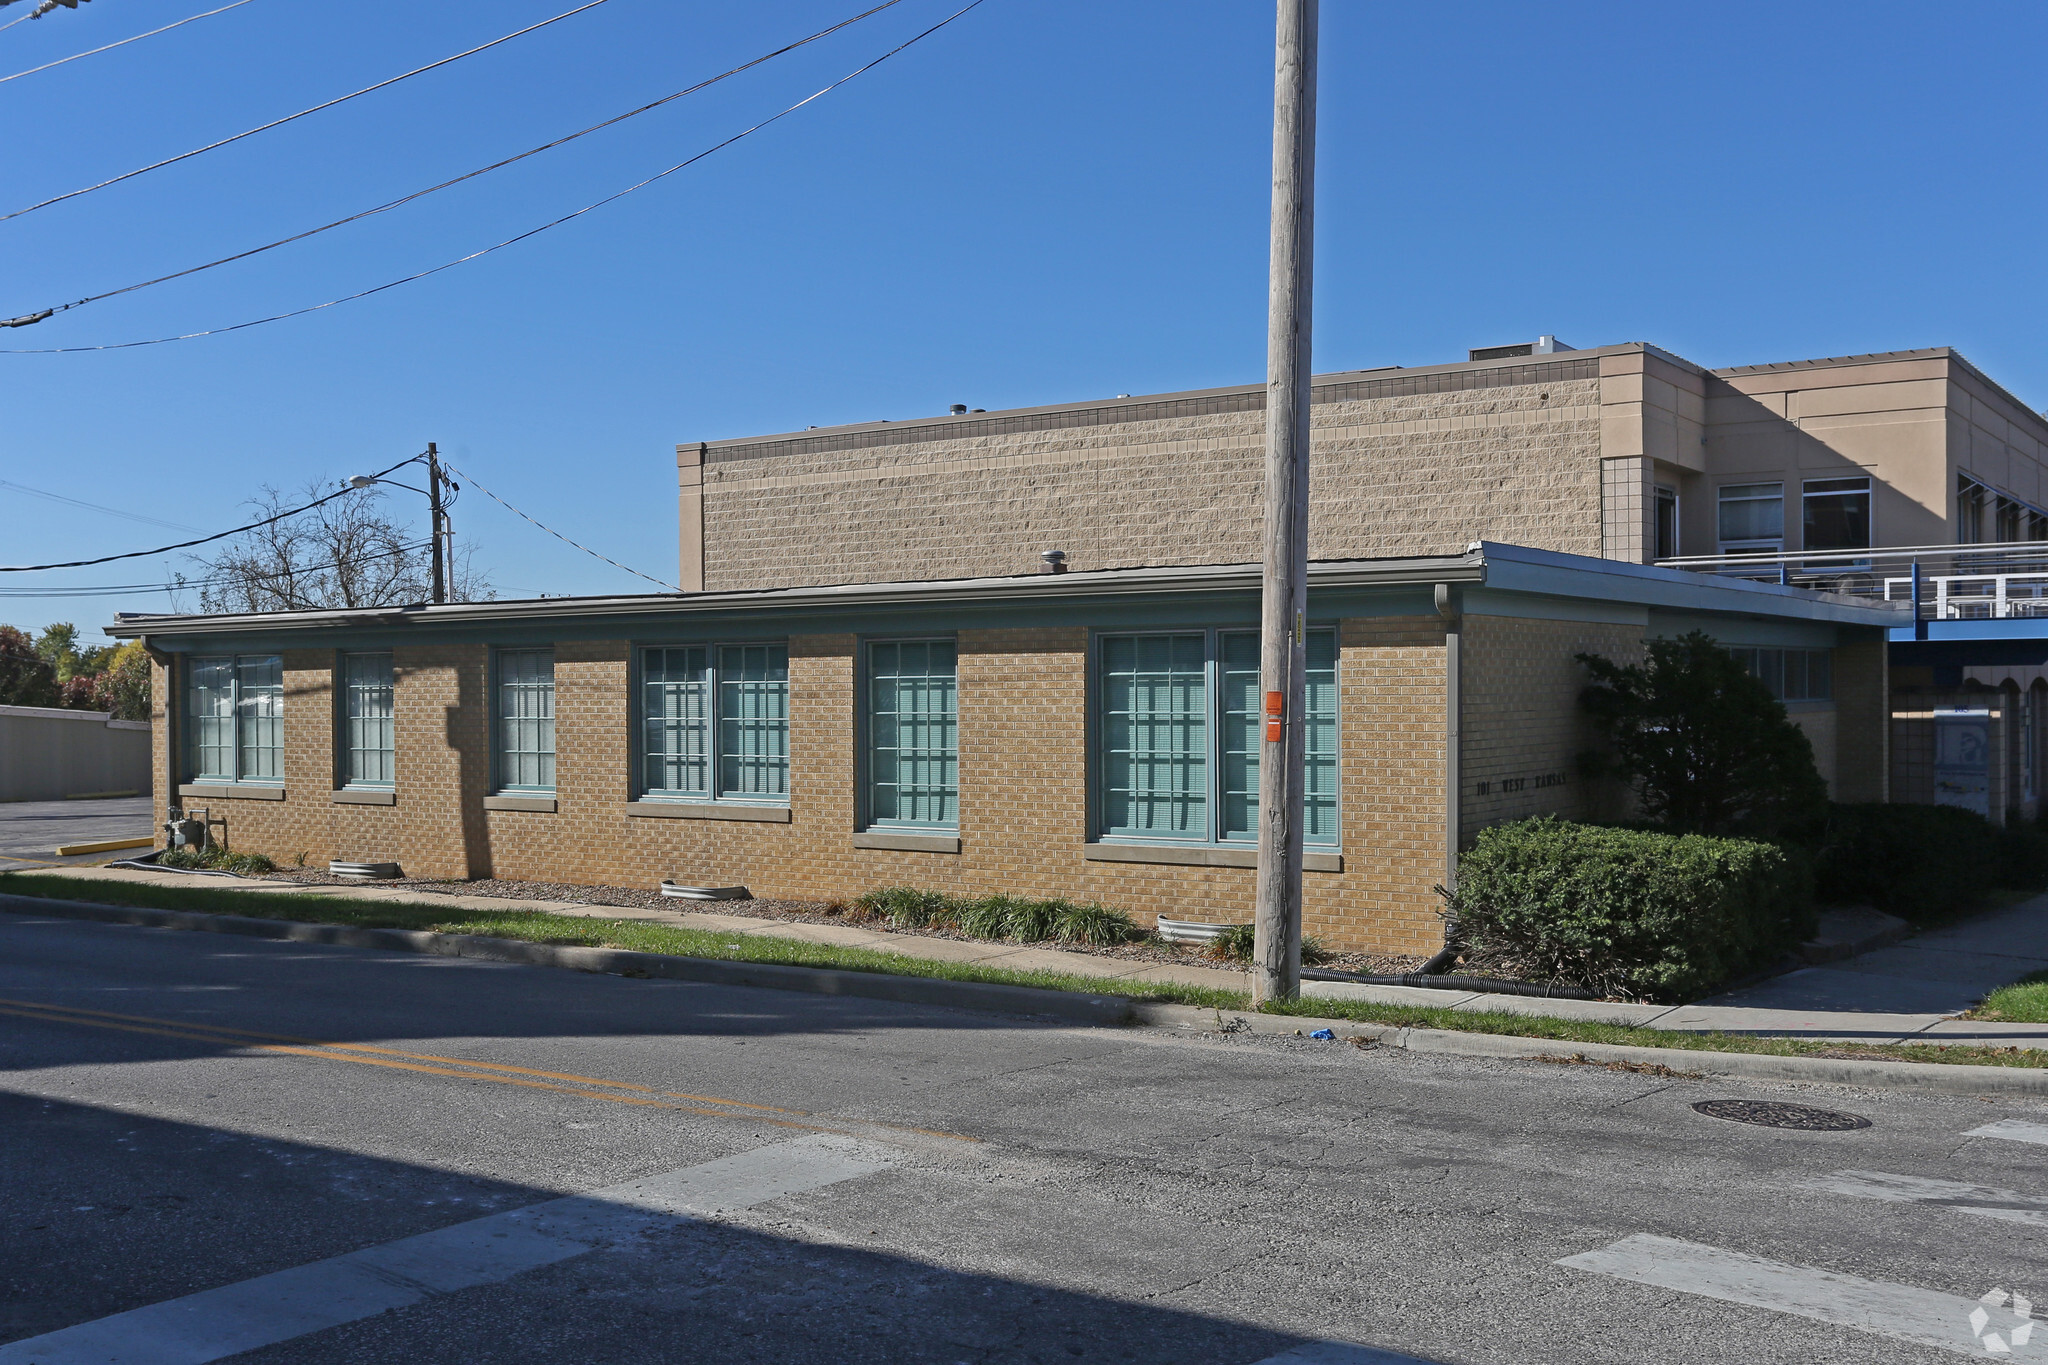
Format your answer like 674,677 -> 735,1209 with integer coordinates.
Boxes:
2,908 -> 2045,1364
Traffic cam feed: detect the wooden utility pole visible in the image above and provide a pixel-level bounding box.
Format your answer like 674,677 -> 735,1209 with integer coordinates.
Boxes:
426,441 -> 447,604
1252,0 -> 1318,1005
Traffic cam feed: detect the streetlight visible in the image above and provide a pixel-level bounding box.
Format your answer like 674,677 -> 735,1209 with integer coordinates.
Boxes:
347,442 -> 454,603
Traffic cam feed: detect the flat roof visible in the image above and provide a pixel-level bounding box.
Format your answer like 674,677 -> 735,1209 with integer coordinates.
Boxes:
109,542 -> 1901,642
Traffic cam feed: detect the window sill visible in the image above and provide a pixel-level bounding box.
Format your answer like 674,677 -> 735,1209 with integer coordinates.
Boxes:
331,788 -> 396,806
852,830 -> 961,854
484,794 -> 557,813
178,782 -> 284,802
1086,843 -> 1343,873
626,800 -> 790,823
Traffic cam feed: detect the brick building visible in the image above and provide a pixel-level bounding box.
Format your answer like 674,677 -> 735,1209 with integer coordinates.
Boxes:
116,545 -> 1893,955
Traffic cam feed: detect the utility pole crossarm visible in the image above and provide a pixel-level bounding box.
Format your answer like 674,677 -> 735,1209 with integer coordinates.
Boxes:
1252,0 -> 1318,1006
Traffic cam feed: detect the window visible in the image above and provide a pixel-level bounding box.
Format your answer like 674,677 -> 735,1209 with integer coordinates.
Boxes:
186,655 -> 283,783
865,640 -> 957,829
1099,629 -> 1337,846
1717,483 -> 1783,551
342,652 -> 394,787
1727,647 -> 1833,703
1653,485 -> 1678,561
494,649 -> 555,792
1802,477 -> 1870,552
639,644 -> 789,801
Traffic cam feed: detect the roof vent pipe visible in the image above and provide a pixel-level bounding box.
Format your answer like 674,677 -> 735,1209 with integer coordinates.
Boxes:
949,404 -> 968,415
1040,549 -> 1068,574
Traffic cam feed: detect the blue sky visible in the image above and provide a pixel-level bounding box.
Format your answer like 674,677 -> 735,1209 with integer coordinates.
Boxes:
5,0 -> 2046,640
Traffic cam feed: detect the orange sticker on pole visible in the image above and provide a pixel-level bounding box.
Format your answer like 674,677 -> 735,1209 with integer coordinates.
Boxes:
1264,689 -> 1284,743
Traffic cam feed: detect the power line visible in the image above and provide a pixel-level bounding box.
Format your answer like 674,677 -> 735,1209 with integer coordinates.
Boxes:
0,539 -> 434,597
0,0 -> 256,86
2,0 -> 989,354
438,459 -> 675,592
0,478 -> 206,532
0,452 -> 421,570
0,0 -> 611,224
18,1 -> 904,321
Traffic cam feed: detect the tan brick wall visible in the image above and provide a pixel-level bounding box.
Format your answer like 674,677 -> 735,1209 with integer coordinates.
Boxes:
700,378 -> 1603,589
160,622 -> 1465,956
1459,614 -> 1644,837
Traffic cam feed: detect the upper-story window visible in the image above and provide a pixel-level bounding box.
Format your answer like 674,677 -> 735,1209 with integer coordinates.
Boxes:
1097,629 -> 1337,847
1728,646 -> 1832,703
493,649 -> 555,793
187,655 -> 283,783
639,644 -> 790,802
1653,486 -> 1678,561
1802,477 -> 1870,552
1717,483 -> 1783,552
865,640 -> 958,830
341,652 -> 394,787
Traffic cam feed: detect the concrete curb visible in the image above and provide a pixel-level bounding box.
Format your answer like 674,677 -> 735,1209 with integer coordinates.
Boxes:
1128,1003 -> 2048,1097
11,893 -> 2048,1098
0,895 -> 1137,1028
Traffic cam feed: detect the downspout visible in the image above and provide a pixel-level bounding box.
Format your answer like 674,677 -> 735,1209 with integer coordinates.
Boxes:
1426,583 -> 1462,976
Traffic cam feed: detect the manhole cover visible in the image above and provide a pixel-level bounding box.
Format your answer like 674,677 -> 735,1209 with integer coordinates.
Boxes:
1691,1099 -> 1871,1131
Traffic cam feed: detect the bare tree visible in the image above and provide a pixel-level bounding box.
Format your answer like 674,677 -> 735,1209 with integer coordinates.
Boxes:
182,482 -> 492,613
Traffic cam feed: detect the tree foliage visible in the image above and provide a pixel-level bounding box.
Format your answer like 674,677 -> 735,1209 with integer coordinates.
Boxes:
183,482 -> 491,613
1577,630 -> 1828,838
0,625 -> 59,707
1,626 -> 150,718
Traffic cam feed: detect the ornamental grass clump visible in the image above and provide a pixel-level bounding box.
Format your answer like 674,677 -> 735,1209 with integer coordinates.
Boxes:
851,886 -> 956,930
158,846 -> 276,877
1206,923 -> 1331,966
854,888 -> 1141,946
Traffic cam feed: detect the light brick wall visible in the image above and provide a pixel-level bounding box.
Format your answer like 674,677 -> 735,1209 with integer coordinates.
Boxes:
157,621 -> 1467,956
697,374 -> 1603,589
1459,614 -> 1644,836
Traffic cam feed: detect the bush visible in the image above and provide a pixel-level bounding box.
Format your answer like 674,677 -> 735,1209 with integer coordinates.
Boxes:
1206,922 -> 1331,966
2000,824 -> 2048,893
1577,632 -> 1828,839
851,887 -> 1140,946
159,846 -> 276,877
1814,803 -> 1999,923
1446,817 -> 1814,1002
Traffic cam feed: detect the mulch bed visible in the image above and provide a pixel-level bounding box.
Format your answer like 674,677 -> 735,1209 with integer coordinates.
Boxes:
261,869 -> 1425,975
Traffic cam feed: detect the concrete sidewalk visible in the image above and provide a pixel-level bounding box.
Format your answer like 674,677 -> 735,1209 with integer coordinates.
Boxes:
13,864 -> 2048,1048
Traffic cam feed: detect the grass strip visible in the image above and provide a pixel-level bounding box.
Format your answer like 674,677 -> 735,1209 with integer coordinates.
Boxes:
5,872 -> 2045,1070
0,874 -> 1242,1009
1973,970 -> 2048,1023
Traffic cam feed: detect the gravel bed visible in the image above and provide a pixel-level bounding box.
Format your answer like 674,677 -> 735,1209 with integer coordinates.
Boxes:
259,870 -> 1425,975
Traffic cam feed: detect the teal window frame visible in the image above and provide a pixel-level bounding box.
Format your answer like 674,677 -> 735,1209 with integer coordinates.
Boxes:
184,654 -> 284,785
862,638 -> 958,831
492,648 -> 556,794
636,642 -> 790,803
340,651 -> 395,788
1094,628 -> 1338,848
1727,646 -> 1833,703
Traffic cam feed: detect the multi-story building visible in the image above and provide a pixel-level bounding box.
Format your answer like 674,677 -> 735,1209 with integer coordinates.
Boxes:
120,339 -> 2048,952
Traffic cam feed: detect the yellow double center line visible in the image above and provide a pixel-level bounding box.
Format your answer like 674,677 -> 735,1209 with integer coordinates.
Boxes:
0,995 -> 970,1141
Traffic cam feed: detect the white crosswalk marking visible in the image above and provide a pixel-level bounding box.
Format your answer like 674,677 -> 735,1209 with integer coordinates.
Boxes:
0,1134 -> 891,1365
1798,1169 -> 2048,1227
1559,1234 -> 2013,1357
1969,1119 -> 2048,1148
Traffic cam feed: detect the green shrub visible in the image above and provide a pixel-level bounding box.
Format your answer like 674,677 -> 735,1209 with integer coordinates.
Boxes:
855,888 -> 1141,946
1813,803 -> 1998,923
1050,900 -> 1139,947
1446,817 -> 1813,1002
2000,824 -> 2048,893
851,886 -> 956,930
159,846 -> 277,877
1205,922 -> 1330,966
